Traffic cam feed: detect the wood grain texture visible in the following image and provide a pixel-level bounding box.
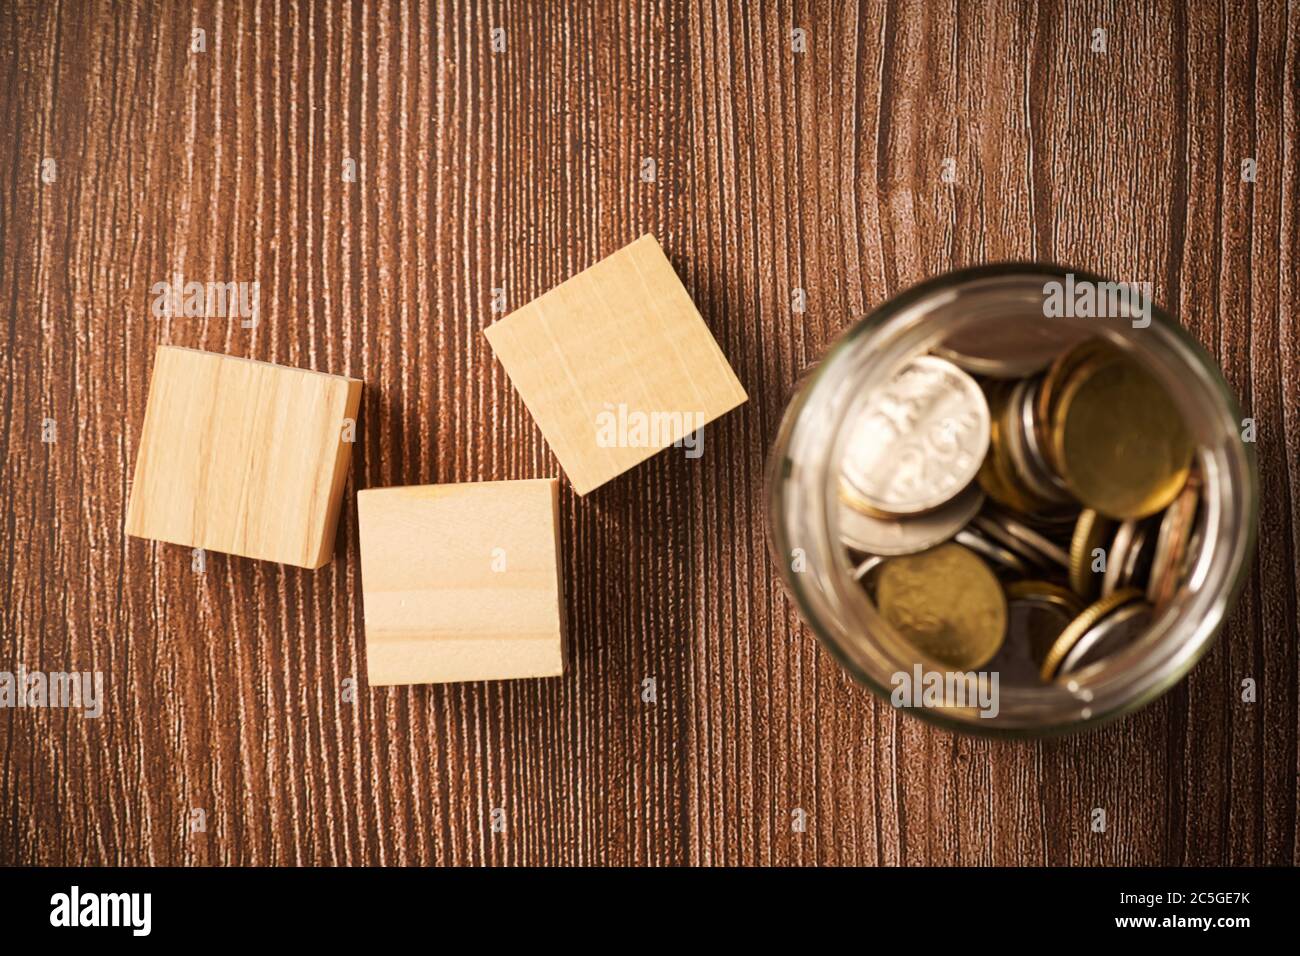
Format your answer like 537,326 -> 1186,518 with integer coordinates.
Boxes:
126,346 -> 362,569
484,233 -> 747,496
0,0 -> 1296,866
358,478 -> 565,685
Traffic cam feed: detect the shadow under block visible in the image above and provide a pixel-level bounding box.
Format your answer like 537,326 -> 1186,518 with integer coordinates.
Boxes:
357,479 -> 566,686
484,234 -> 747,495
125,346 -> 363,569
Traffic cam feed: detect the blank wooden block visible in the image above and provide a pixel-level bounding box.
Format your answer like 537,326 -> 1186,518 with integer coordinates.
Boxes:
357,478 -> 566,686
484,234 -> 747,495
125,346 -> 363,569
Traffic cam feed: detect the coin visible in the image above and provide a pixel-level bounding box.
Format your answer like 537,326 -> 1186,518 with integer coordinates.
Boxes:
1002,378 -> 1073,507
1051,351 -> 1195,519
975,427 -> 1036,513
838,482 -> 984,556
1058,600 -> 1154,676
1147,475 -> 1201,607
1068,509 -> 1115,599
1100,519 -> 1139,599
984,610 -> 1052,685
853,554 -> 884,583
1174,520 -> 1206,600
1004,580 -> 1085,666
1040,588 -> 1144,681
1035,338 -> 1113,472
955,527 -> 1033,576
840,356 -> 991,515
934,315 -> 1093,379
875,543 -> 1008,670
970,515 -> 1047,570
980,510 -> 1071,569
1005,579 -> 1086,615
1015,377 -> 1073,501
1019,507 -> 1083,536
1117,520 -> 1156,591
977,381 -> 1062,515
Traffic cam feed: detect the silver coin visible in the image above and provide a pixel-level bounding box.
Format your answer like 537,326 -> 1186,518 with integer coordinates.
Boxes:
840,356 -> 990,515
1000,381 -> 1058,505
1058,600 -> 1154,675
1014,377 -> 1072,500
1100,519 -> 1138,599
853,555 -> 883,582
1172,520 -> 1206,598
1118,521 -> 1156,591
992,597 -> 1075,684
1147,478 -> 1200,607
838,483 -> 984,556
955,527 -> 1032,576
934,315 -> 1093,379
970,514 -> 1050,569
984,510 -> 1071,569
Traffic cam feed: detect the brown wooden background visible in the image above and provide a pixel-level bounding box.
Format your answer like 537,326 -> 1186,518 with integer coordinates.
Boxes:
1,0 -> 1297,866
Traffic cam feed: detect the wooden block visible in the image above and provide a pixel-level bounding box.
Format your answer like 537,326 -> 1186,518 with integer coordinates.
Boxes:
484,234 -> 747,495
357,478 -> 566,686
125,346 -> 362,569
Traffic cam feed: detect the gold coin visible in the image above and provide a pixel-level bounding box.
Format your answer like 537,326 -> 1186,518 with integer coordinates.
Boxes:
876,543 -> 1007,670
1068,509 -> 1115,599
1039,588 -> 1144,681
1051,352 -> 1194,519
1035,338 -> 1114,472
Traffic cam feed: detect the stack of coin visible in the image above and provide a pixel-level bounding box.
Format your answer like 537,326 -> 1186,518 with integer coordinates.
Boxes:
841,335 -> 1204,684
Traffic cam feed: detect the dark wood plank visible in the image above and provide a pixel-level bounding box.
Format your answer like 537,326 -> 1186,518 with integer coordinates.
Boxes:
0,0 -> 1295,866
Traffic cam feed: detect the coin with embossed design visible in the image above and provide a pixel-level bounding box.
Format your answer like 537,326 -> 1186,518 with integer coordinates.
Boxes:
840,356 -> 990,516
875,543 -> 1007,670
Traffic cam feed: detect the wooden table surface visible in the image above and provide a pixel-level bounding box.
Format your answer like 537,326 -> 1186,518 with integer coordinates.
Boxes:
2,0 -> 1297,866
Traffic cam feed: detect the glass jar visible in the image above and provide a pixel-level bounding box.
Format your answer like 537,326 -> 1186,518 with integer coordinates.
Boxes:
765,264 -> 1257,737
